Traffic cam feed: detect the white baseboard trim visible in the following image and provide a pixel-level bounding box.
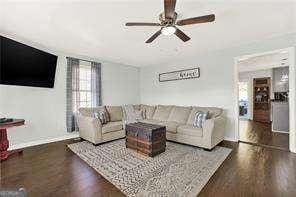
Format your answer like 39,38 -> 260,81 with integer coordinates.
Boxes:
8,132 -> 80,150
224,137 -> 238,142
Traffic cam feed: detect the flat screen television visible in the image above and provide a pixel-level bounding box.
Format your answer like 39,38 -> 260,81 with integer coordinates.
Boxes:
0,36 -> 58,88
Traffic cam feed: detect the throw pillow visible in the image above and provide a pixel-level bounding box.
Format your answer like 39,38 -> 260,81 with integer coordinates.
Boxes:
134,109 -> 144,121
94,111 -> 108,124
123,105 -> 144,124
103,106 -> 111,122
141,105 -> 156,119
193,111 -> 209,128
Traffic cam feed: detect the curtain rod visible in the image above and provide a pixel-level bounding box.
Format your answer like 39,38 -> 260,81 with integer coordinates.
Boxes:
66,56 -> 96,63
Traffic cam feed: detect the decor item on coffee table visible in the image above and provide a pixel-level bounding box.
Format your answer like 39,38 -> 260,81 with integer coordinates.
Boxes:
126,122 -> 166,157
0,119 -> 25,161
68,139 -> 231,197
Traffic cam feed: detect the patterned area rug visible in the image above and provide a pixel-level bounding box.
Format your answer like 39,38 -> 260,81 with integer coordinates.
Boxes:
68,139 -> 231,197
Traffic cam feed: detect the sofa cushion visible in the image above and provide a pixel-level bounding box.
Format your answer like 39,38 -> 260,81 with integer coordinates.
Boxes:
79,106 -> 106,117
93,106 -> 108,114
159,121 -> 180,134
133,105 -> 141,111
94,111 -> 108,124
187,107 -> 222,125
102,121 -> 123,134
207,107 -> 223,118
167,106 -> 192,124
123,105 -> 144,124
140,119 -> 162,125
106,106 -> 123,122
141,105 -> 156,119
177,125 -> 203,137
79,108 -> 94,117
152,105 -> 173,121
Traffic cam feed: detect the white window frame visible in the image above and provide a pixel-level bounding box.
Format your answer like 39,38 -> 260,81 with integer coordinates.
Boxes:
72,63 -> 92,112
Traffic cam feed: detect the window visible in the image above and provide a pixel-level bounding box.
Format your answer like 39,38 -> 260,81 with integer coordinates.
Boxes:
66,57 -> 101,132
72,63 -> 92,112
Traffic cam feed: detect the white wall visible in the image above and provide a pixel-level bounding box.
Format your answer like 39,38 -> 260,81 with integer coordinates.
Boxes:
0,56 -> 68,146
140,33 -> 296,140
0,48 -> 140,147
101,61 -> 140,105
239,69 -> 273,120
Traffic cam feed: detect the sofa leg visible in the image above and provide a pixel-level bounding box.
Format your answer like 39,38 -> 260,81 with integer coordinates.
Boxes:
203,148 -> 213,151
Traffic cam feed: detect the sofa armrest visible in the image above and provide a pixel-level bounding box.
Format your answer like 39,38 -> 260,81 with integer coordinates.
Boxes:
202,116 -> 226,149
76,114 -> 102,144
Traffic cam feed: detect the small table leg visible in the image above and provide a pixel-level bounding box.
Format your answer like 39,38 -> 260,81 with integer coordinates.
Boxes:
0,129 -> 23,161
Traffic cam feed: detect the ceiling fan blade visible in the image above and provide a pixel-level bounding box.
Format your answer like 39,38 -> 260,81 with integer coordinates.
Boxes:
176,14 -> 215,26
174,28 -> 190,42
146,30 -> 162,43
126,22 -> 162,26
164,0 -> 176,19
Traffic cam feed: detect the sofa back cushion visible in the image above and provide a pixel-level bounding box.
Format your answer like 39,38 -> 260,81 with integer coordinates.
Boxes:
93,106 -> 108,115
106,106 -> 123,122
133,105 -> 141,111
79,108 -> 93,117
79,106 -> 106,117
152,105 -> 173,121
207,107 -> 223,118
187,107 -> 223,125
123,105 -> 144,124
167,106 -> 192,124
141,105 -> 156,119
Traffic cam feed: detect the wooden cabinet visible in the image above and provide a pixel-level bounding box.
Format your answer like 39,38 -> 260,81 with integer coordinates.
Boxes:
253,78 -> 271,123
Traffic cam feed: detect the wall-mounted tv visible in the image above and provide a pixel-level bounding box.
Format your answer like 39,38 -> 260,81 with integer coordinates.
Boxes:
0,36 -> 58,88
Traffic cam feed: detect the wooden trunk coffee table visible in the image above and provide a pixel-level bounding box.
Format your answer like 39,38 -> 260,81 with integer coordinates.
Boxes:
0,119 -> 25,161
125,122 -> 166,157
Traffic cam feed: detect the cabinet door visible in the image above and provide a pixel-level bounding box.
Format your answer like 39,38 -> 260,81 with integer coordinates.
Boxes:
273,67 -> 289,92
272,103 -> 289,132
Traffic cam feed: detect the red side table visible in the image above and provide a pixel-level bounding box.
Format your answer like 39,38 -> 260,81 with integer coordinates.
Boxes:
0,119 -> 25,161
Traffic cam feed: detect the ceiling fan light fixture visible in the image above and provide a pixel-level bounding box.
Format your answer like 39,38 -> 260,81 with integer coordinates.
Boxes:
125,0 -> 215,43
161,26 -> 176,36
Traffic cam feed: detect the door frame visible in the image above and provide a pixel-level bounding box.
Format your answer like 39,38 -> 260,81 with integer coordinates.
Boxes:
233,47 -> 296,153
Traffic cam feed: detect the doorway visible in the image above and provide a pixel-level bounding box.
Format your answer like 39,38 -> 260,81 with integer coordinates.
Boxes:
234,48 -> 295,151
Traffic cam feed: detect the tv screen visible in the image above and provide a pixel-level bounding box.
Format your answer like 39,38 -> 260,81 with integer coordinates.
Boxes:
0,36 -> 57,88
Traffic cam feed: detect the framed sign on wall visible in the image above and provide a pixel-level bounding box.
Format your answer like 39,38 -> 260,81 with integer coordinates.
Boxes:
159,67 -> 200,82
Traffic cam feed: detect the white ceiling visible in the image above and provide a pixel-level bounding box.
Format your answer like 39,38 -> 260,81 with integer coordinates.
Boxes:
238,49 -> 290,72
1,0 -> 295,67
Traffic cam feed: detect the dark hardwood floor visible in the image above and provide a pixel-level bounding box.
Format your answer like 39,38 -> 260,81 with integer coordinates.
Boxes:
239,120 -> 289,150
1,139 -> 296,197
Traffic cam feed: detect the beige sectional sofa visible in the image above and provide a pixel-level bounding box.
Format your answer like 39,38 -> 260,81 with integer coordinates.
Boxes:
76,104 -> 225,149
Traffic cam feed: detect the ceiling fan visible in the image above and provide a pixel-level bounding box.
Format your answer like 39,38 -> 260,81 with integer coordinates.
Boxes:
125,0 -> 215,43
